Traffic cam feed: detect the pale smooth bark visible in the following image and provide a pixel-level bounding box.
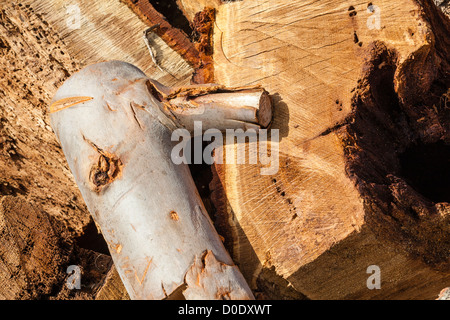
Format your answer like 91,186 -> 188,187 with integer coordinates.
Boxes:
49,60 -> 272,300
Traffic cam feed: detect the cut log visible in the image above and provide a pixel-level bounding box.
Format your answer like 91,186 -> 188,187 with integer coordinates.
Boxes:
178,0 -> 450,299
49,60 -> 272,299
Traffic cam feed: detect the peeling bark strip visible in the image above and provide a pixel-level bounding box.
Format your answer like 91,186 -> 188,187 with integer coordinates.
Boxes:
121,0 -> 200,67
49,96 -> 94,113
121,0 -> 215,84
184,250 -> 253,300
49,61 -> 272,299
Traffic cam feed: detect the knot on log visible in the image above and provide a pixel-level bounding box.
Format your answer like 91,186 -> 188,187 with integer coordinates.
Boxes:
84,136 -> 123,193
90,153 -> 123,192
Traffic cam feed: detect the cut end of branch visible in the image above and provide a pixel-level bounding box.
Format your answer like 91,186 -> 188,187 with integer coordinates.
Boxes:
257,91 -> 273,128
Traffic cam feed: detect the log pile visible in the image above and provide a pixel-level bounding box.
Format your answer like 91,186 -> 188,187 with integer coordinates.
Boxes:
0,0 -> 449,299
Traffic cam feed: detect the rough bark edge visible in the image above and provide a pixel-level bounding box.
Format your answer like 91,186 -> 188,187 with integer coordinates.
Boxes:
207,0 -> 450,299
191,8 -> 216,84
121,0 -> 216,85
120,0 -> 200,67
183,250 -> 254,299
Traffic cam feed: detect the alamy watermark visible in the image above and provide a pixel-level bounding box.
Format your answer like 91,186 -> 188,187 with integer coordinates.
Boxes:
366,265 -> 381,290
66,265 -> 81,290
367,4 -> 381,30
66,4 -> 82,30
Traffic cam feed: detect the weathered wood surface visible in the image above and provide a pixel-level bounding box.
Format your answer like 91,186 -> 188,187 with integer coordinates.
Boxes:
0,2 -> 88,299
0,0 -> 449,300
0,0 -> 188,299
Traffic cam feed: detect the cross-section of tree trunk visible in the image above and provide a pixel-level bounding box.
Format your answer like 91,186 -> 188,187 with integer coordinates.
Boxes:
176,0 -> 450,299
